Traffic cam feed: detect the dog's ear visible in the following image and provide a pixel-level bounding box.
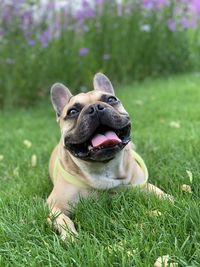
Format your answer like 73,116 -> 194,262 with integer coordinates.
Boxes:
51,83 -> 72,120
93,73 -> 115,95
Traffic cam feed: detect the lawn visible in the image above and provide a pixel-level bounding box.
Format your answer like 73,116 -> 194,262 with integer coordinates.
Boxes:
0,74 -> 200,266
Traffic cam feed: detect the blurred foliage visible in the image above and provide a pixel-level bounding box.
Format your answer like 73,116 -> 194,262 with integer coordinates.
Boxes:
0,0 -> 200,108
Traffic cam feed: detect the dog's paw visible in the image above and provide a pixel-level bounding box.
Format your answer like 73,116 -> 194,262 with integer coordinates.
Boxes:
60,227 -> 78,242
47,213 -> 78,241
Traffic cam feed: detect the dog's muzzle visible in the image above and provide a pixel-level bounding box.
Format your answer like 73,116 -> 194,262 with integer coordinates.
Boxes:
64,103 -> 131,161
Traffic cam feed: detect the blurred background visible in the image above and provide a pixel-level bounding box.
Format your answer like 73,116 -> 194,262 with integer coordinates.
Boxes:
0,0 -> 200,108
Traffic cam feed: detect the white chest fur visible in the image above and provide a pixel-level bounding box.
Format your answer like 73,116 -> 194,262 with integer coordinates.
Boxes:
71,150 -> 132,189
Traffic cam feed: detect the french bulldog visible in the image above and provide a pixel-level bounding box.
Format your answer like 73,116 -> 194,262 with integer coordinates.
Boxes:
48,73 -> 170,240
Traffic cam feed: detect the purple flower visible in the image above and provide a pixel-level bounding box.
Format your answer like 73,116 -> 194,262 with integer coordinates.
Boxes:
2,6 -> 13,24
76,10 -> 85,24
102,54 -> 110,60
85,9 -> 95,18
21,10 -> 33,32
79,47 -> 89,57
192,0 -> 200,15
142,0 -> 153,9
76,1 -> 95,24
155,0 -> 169,8
39,30 -> 51,48
167,19 -> 176,31
82,0 -> 90,8
27,39 -> 36,46
76,8 -> 95,24
142,0 -> 169,9
13,0 -> 24,5
95,0 -> 104,5
180,17 -> 190,29
47,1 -> 55,10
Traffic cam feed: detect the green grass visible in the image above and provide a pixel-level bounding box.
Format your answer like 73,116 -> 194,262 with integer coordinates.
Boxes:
0,73 -> 200,266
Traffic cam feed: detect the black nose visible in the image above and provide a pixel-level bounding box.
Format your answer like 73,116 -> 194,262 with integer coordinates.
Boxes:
88,106 -> 95,114
87,103 -> 105,114
96,104 -> 105,111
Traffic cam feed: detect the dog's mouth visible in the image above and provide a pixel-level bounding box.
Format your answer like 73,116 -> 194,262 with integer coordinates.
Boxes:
65,123 -> 131,161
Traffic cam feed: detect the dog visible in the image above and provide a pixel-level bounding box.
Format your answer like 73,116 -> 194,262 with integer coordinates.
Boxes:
48,73 -> 171,240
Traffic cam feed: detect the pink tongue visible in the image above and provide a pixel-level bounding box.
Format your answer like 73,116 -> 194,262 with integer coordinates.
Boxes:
91,131 -> 121,148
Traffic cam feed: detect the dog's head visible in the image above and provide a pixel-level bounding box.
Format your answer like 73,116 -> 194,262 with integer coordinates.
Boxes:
51,73 -> 131,162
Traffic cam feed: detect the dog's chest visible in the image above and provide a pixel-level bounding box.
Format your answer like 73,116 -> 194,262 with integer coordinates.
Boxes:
88,166 -> 129,189
72,151 -> 131,189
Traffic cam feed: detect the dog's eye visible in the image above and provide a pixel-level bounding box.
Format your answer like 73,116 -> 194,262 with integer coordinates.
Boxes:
67,108 -> 79,116
107,96 -> 117,103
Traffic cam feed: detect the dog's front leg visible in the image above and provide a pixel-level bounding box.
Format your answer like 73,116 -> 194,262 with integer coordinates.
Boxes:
47,190 -> 78,241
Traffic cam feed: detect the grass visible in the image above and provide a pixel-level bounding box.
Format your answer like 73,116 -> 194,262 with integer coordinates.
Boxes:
0,73 -> 200,266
